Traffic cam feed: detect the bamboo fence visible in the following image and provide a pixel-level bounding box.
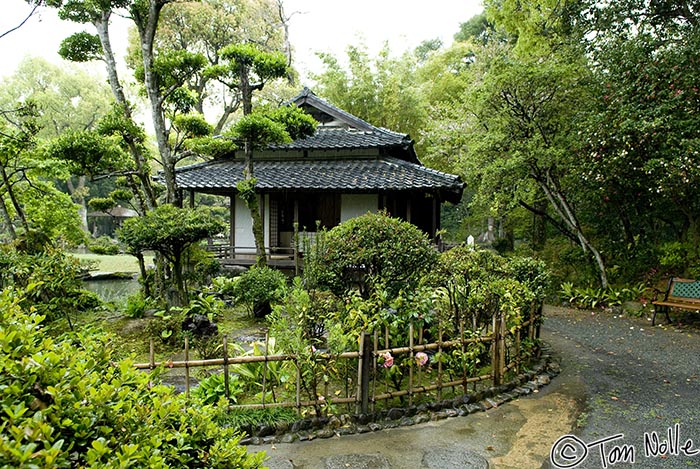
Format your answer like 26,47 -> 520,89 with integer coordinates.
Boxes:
134,304 -> 542,415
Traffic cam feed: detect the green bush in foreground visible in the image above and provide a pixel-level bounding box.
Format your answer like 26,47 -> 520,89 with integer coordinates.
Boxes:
0,288 -> 264,469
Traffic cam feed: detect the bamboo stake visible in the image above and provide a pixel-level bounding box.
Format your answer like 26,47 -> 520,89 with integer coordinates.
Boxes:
460,319 -> 467,393
262,332 -> 269,406
295,358 -> 301,414
184,336 -> 190,399
223,336 -> 230,402
149,339 -> 155,370
372,330 -> 378,413
408,322 -> 414,407
356,332 -> 365,414
437,319 -> 443,401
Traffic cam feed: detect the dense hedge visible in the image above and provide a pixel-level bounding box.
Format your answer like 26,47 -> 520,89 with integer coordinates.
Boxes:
0,288 -> 264,468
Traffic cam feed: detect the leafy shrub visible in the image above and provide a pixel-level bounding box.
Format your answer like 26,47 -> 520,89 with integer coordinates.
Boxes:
425,246 -> 542,332
124,292 -> 158,319
87,235 -> 120,255
305,211 -> 438,299
559,282 -> 649,310
193,373 -> 245,405
0,288 -> 264,468
0,245 -> 100,327
231,266 -> 287,317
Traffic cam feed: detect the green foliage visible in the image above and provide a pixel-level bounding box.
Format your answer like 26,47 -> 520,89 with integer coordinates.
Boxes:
46,129 -> 129,177
559,282 -> 650,309
306,212 -> 438,299
192,373 -> 244,405
265,105 -> 318,140
123,292 -> 159,319
87,235 -> 120,255
0,245 -> 99,326
0,288 -> 265,468
118,205 -> 225,305
216,407 -> 298,434
172,113 -> 213,138
218,43 -> 288,81
231,113 -> 290,148
425,246 -> 546,331
58,31 -> 103,62
231,266 -> 287,317
311,43 -> 427,140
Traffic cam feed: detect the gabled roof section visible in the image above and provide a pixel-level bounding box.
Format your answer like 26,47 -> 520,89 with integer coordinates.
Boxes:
289,87 -> 378,132
276,87 -> 418,162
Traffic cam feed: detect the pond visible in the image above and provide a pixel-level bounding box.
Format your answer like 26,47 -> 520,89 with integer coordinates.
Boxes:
82,276 -> 140,304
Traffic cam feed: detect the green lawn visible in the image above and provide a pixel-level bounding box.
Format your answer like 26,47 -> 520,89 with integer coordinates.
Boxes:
71,253 -> 154,273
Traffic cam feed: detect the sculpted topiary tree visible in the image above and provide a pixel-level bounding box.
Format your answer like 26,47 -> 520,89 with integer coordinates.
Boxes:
118,204 -> 225,306
306,211 -> 439,299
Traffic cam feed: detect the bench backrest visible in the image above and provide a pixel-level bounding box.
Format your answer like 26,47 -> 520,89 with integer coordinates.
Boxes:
666,278 -> 700,304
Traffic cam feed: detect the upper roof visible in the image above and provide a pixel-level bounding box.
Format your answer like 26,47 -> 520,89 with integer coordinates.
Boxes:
173,88 -> 464,202
269,87 -> 419,162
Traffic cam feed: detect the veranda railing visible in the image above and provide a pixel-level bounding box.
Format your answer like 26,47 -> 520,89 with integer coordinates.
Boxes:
134,303 -> 542,415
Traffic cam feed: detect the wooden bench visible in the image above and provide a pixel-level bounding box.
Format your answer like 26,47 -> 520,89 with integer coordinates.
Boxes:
651,277 -> 700,325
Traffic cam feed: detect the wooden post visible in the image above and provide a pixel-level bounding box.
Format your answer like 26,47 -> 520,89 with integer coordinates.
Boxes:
492,313 -> 502,386
296,358 -> 301,414
262,332 -> 269,406
184,336 -> 190,398
408,323 -> 414,407
500,313 -> 506,377
515,322 -> 521,374
358,332 -> 371,414
459,320 -> 468,393
372,331 -> 378,413
223,336 -> 230,402
437,320 -> 443,401
149,339 -> 155,370
229,196 -> 236,260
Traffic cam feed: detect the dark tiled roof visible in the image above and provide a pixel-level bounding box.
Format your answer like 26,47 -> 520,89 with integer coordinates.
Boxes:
269,127 -> 410,151
175,156 -> 463,201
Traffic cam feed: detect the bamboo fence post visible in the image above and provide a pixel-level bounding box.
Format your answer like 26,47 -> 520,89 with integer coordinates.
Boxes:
262,332 -> 269,406
499,313 -> 506,379
295,357 -> 301,414
223,336 -> 230,402
149,339 -> 155,370
360,332 -> 371,414
459,320 -> 468,393
492,313 -> 502,387
514,322 -> 521,374
437,320 -> 443,401
417,326 -> 422,395
372,330 -> 378,413
184,336 -> 190,398
356,332 -> 364,414
408,322 -> 414,407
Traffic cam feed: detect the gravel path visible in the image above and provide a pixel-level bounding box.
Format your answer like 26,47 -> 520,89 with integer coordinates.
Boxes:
542,306 -> 700,468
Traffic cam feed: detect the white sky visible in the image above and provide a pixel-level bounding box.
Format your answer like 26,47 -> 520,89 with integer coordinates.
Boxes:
1,0 -> 483,81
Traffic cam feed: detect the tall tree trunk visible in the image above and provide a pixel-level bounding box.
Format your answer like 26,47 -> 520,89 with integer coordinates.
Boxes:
534,168 -> 608,289
1,166 -> 29,234
66,176 -> 89,234
240,68 -> 267,266
0,193 -> 16,239
94,15 -> 157,211
133,0 -> 182,207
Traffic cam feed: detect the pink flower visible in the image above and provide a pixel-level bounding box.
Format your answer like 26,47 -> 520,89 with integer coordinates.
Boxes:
415,352 -> 429,366
381,352 -> 394,368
